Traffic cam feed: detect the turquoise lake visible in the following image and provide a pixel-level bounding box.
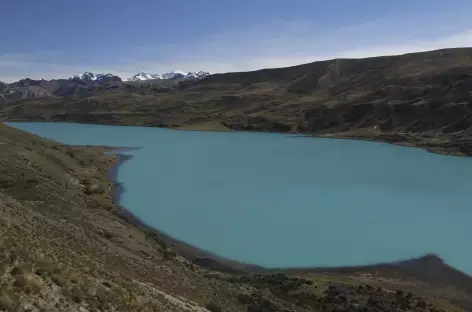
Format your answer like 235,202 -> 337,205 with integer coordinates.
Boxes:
6,122 -> 472,274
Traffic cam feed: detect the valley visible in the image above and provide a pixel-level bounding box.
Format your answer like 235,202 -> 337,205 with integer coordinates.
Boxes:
2,48 -> 472,311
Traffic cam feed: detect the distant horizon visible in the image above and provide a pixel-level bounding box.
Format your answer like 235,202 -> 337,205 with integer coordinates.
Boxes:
2,46 -> 471,83
2,0 -> 472,82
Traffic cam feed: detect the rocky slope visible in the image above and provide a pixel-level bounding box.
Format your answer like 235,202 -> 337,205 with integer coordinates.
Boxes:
1,123 -> 471,311
1,48 -> 472,155
0,70 -> 209,102
0,74 -> 123,102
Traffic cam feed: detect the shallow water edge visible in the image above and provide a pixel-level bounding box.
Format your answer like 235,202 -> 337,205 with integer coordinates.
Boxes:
7,121 -> 472,275
106,148 -> 264,273
7,119 -> 471,157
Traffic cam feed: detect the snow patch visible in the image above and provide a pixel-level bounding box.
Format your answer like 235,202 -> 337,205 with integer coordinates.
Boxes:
126,71 -> 210,81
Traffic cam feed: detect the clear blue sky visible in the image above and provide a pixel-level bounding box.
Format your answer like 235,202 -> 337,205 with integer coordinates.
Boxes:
1,0 -> 472,81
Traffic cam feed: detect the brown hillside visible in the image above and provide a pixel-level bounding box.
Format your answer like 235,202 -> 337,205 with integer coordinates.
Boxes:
1,48 -> 472,155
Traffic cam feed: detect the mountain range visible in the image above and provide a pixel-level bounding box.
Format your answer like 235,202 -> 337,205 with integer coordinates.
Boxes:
126,71 -> 210,81
0,70 -> 211,101
1,48 -> 472,157
69,72 -> 122,82
67,70 -> 211,82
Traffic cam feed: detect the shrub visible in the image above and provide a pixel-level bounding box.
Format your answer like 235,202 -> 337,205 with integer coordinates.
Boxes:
14,273 -> 42,294
35,259 -> 56,277
11,262 -> 33,276
102,230 -> 114,239
395,290 -> 404,297
0,293 -> 20,311
84,182 -> 106,195
51,273 -> 66,286
237,293 -> 254,305
65,286 -> 84,303
161,247 -> 176,260
205,302 -> 222,312
102,280 -> 112,288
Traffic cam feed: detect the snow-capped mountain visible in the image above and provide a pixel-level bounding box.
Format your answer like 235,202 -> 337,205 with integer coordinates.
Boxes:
127,72 -> 162,81
69,72 -> 122,83
68,70 -> 209,82
126,71 -> 210,81
160,70 -> 186,79
185,71 -> 211,79
70,72 -> 102,81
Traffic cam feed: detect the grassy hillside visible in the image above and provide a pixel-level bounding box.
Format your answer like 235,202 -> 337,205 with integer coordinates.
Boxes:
1,48 -> 472,155
1,124 -> 472,311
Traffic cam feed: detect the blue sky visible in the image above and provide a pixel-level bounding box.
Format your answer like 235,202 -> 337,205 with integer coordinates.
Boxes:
1,0 -> 472,82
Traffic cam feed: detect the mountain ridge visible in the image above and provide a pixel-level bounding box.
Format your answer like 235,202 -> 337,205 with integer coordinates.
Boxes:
69,72 -> 122,83
0,70 -> 211,101
65,70 -> 211,82
1,47 -> 472,156
126,70 -> 210,81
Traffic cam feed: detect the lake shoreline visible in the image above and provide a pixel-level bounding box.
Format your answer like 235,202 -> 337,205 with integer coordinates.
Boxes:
175,123 -> 472,157
8,123 -> 472,280
3,122 -> 472,311
105,147 -> 472,288
105,152 -> 472,310
7,119 -> 470,157
107,148 -> 266,273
